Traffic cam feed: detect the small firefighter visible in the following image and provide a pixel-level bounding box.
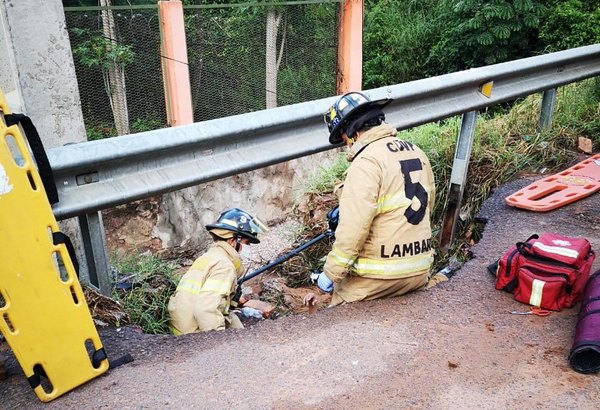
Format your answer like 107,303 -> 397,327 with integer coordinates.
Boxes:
310,92 -> 437,305
168,208 -> 267,334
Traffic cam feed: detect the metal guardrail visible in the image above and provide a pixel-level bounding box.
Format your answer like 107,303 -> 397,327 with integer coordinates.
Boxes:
48,44 -> 600,220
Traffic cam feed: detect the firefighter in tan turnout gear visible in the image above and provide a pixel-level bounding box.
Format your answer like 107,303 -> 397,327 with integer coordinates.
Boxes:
168,208 -> 267,334
312,92 -> 436,305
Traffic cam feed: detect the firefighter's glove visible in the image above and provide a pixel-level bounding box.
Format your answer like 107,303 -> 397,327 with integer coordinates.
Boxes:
424,272 -> 448,290
311,271 -> 333,293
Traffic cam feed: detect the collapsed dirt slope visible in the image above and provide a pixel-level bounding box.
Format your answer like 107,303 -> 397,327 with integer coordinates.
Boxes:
1,176 -> 599,409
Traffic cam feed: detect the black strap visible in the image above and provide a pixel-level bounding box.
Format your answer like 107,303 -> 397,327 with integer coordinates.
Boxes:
27,364 -> 48,389
52,231 -> 79,277
4,113 -> 59,205
27,373 -> 41,389
514,234 -> 539,251
92,348 -> 108,369
109,353 -> 134,369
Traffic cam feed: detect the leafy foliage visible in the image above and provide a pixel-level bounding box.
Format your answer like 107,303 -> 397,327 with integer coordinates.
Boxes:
71,27 -> 135,70
363,0 -> 438,87
426,0 -> 546,74
362,0 -> 600,87
539,0 -> 600,51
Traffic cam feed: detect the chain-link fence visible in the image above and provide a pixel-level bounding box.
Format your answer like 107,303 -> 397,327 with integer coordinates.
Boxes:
64,1 -> 339,140
64,6 -> 166,140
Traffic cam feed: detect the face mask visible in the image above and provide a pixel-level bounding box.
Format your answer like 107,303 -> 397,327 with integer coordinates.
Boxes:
239,245 -> 252,259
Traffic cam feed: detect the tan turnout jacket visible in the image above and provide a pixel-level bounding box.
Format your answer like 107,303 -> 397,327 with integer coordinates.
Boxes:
324,123 -> 436,304
168,241 -> 244,334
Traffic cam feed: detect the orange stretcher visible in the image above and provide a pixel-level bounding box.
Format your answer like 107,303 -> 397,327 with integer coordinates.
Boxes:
505,153 -> 600,212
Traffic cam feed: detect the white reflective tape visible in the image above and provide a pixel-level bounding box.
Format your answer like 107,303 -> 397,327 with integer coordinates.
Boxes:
0,164 -> 13,195
529,279 -> 545,307
532,242 -> 579,260
353,253 -> 433,278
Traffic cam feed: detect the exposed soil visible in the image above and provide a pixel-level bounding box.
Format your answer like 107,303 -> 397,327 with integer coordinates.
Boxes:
1,172 -> 599,408
102,196 -> 164,257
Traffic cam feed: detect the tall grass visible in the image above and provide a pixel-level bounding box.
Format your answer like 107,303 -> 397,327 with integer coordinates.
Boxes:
111,252 -> 179,334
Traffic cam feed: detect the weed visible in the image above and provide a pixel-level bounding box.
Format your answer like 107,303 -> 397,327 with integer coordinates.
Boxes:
302,153 -> 349,195
111,251 -> 179,334
86,123 -> 117,141
131,117 -> 164,133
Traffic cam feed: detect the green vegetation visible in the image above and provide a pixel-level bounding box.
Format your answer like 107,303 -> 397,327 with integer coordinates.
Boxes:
111,252 -> 179,334
363,0 -> 600,86
540,0 -> 600,52
71,27 -> 135,70
131,117 -> 164,133
302,153 -> 349,195
427,0 -> 546,73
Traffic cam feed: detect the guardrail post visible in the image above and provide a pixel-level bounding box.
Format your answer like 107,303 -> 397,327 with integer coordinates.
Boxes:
439,111 -> 478,255
336,0 -> 363,93
538,88 -> 557,131
78,212 -> 112,295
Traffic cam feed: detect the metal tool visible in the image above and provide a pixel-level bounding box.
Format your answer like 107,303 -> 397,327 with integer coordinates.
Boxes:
510,307 -> 551,317
232,206 -> 339,302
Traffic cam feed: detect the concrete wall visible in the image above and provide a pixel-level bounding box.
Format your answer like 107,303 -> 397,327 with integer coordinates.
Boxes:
154,151 -> 338,250
0,0 -> 86,147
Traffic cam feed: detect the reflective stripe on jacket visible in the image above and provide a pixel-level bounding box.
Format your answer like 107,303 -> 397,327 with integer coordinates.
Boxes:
168,241 -> 244,334
324,123 -> 435,281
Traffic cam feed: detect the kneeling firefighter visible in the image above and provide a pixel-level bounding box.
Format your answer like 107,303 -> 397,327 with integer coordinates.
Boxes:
168,208 -> 267,334
312,92 -> 437,305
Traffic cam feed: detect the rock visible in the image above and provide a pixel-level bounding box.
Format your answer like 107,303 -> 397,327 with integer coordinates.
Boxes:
283,294 -> 295,306
578,137 -> 592,154
243,299 -> 275,318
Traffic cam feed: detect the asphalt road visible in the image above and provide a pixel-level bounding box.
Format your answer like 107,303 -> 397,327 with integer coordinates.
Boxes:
2,175 -> 599,409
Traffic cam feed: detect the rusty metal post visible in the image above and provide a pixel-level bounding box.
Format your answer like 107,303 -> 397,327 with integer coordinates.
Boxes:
439,111 -> 478,255
336,0 -> 363,94
158,0 -> 193,126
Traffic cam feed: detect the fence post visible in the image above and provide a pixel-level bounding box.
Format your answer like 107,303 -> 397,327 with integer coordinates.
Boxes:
158,0 -> 193,126
336,0 -> 363,94
78,212 -> 112,295
538,88 -> 557,131
439,111 -> 478,255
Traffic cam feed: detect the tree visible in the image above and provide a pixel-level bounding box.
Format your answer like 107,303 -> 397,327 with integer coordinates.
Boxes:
363,0 -> 438,88
265,7 -> 286,108
70,0 -> 134,136
539,0 -> 600,52
99,0 -> 130,135
426,0 -> 546,75
71,25 -> 135,135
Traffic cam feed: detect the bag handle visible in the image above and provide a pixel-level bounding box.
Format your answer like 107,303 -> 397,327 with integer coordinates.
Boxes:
516,239 -> 580,270
515,234 -> 539,254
